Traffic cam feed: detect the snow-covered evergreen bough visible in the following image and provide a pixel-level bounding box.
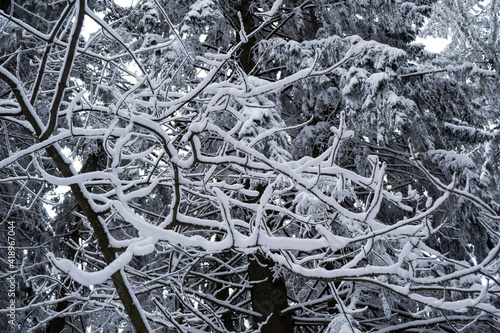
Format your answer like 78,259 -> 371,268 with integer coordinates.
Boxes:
0,0 -> 499,332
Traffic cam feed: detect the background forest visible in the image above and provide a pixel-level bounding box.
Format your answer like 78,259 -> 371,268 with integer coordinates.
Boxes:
0,0 -> 499,332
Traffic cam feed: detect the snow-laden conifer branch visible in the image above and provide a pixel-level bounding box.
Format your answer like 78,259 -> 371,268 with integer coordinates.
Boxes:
1,0 -> 499,331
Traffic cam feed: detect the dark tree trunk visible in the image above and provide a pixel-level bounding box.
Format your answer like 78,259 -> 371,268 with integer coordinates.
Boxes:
248,254 -> 293,332
46,149 -> 107,333
219,0 -> 293,333
218,2 -> 294,331
44,231 -> 78,333
45,146 -> 151,333
215,285 -> 235,331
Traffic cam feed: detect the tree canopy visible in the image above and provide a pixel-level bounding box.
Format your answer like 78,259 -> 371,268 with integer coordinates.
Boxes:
0,0 -> 499,332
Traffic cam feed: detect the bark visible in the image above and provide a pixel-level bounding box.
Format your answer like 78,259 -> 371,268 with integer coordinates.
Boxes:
45,149 -> 107,332
220,1 -> 294,330
0,33 -> 152,333
218,0 -> 257,73
45,226 -> 79,333
46,146 -> 152,333
215,284 -> 235,331
248,254 -> 293,332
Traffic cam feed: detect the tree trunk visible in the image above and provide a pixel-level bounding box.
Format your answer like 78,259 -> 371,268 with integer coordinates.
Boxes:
45,147 -> 151,333
248,254 -> 293,332
45,228 -> 79,333
46,149 -> 107,332
219,1 -> 294,330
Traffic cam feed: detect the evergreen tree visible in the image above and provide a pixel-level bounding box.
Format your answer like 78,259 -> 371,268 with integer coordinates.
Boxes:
0,1 -> 499,332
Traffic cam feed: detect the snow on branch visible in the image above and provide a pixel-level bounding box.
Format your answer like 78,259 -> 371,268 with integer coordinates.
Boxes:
0,1 -> 499,331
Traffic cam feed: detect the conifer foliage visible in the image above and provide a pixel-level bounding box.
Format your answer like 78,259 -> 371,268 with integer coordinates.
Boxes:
0,0 -> 499,332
